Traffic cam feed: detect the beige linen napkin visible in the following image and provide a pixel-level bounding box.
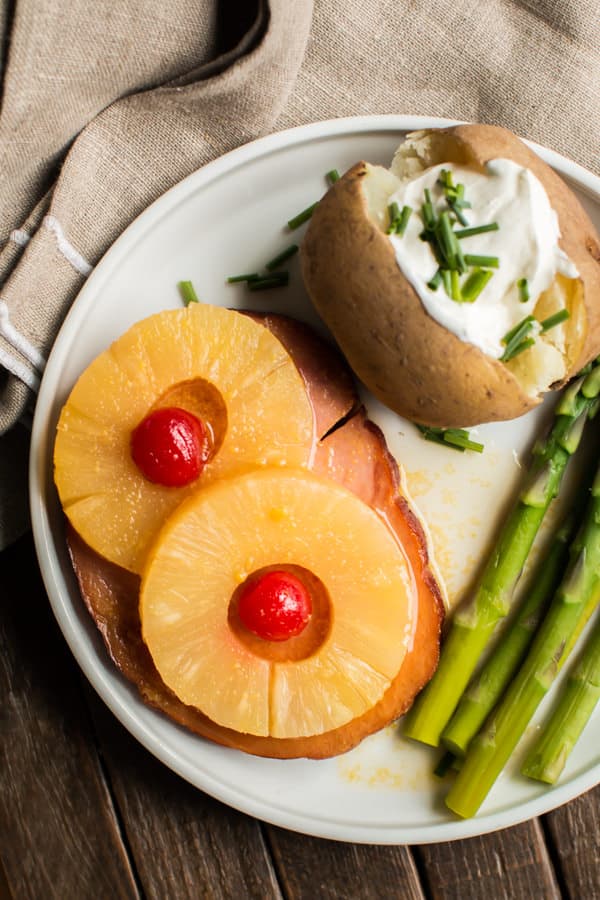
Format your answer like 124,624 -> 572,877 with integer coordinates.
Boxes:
1,0 -> 599,547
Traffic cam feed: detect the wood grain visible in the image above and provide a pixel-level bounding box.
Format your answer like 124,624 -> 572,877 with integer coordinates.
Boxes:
266,827 -> 424,900
544,785 -> 600,898
87,693 -> 282,900
0,535 -> 139,900
415,819 -> 560,899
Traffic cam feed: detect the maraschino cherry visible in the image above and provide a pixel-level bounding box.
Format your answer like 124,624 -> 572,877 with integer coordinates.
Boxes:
238,570 -> 312,642
131,406 -> 209,487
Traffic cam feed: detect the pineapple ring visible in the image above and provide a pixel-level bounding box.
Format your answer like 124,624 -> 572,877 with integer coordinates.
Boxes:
140,468 -> 416,739
54,306 -> 315,574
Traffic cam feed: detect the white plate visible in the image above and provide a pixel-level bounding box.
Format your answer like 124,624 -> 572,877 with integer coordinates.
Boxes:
30,115 -> 600,844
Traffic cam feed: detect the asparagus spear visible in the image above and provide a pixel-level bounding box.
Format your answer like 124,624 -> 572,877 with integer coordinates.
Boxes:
441,510 -> 575,756
404,361 -> 600,747
521,612 -> 600,784
445,464 -> 600,818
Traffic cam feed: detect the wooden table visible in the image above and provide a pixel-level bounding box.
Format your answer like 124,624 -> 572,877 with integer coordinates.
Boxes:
1,532 -> 599,899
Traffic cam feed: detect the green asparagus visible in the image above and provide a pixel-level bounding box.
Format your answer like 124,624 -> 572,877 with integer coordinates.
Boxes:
441,510 -> 576,756
445,464 -> 600,818
403,360 -> 600,748
521,612 -> 600,784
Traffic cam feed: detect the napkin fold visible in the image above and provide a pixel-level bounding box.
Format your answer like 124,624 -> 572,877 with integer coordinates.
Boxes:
1,0 -> 599,548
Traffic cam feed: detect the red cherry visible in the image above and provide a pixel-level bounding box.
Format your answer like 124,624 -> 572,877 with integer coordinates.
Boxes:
131,407 -> 209,487
237,571 -> 312,642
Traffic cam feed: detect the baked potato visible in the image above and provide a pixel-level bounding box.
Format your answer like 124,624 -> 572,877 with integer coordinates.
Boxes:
301,124 -> 600,426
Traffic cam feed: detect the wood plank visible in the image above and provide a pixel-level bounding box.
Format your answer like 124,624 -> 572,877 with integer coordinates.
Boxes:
266,826 -> 424,900
0,536 -> 139,900
543,785 -> 600,898
87,693 -> 282,900
0,858 -> 12,900
415,819 -> 560,900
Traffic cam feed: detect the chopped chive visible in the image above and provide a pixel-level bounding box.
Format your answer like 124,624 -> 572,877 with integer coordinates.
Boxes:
441,268 -> 452,296
501,315 -> 538,361
518,277 -> 530,303
226,272 -> 260,283
326,169 -> 340,184
464,254 -> 500,269
396,205 -> 412,236
449,200 -> 469,227
416,425 -> 464,452
421,203 -> 436,232
389,204 -> 413,236
540,309 -> 570,332
437,211 -> 459,269
455,223 -> 499,238
178,280 -> 200,305
247,272 -> 289,291
416,424 -> 484,453
265,244 -> 299,271
455,242 -> 467,274
461,268 -> 493,303
427,269 -> 442,291
386,202 -> 401,234
502,315 -> 536,347
442,429 -> 485,453
502,336 -> 536,361
287,201 -> 319,230
439,169 -> 454,190
450,269 -> 462,302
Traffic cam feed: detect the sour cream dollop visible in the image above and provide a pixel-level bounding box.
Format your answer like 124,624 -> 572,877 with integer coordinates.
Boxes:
387,160 -> 578,359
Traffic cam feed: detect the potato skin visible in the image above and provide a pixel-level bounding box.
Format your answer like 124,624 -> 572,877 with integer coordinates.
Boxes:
301,125 -> 600,427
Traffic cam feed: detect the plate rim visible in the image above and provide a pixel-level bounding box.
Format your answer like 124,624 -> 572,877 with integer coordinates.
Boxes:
30,113 -> 600,845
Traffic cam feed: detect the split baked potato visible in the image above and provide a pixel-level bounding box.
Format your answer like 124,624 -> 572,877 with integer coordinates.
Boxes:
301,125 -> 600,426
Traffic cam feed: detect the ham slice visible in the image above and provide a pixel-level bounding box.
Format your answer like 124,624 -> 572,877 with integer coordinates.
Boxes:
67,313 -> 444,759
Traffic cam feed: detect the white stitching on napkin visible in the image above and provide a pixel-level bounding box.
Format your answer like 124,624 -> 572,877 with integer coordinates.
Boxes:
43,215 -> 93,276
9,229 -> 31,247
0,301 -> 46,372
0,346 -> 40,392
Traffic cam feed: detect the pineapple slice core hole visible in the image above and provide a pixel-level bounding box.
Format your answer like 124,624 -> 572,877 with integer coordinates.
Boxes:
151,377 -> 228,460
228,564 -> 332,663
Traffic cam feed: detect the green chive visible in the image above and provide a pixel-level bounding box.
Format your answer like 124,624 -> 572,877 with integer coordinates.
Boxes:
518,277 -> 530,303
389,204 -> 413,236
449,200 -> 469,227
461,268 -> 494,303
396,205 -> 412,236
502,336 -> 536,361
416,425 -> 464,452
540,309 -> 570,332
265,244 -> 299,271
439,169 -> 454,190
226,273 -> 260,283
386,202 -> 401,234
442,429 -> 485,453
502,315 -> 536,347
450,269 -> 462,302
247,272 -> 289,291
455,223 -> 499,238
427,269 -> 442,291
326,169 -> 340,184
421,189 -> 436,232
288,202 -> 319,230
441,268 -> 452,296
178,280 -> 200,305
416,424 -> 484,453
455,242 -> 467,274
464,254 -> 500,269
437,211 -> 459,269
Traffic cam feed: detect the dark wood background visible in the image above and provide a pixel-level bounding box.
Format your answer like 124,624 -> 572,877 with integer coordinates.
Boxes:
1,533 -> 599,899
